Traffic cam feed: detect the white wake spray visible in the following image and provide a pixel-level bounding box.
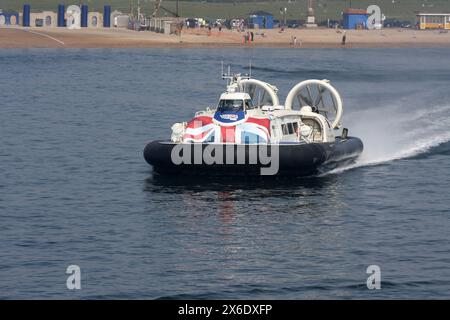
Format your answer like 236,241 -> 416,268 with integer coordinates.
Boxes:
325,103 -> 450,175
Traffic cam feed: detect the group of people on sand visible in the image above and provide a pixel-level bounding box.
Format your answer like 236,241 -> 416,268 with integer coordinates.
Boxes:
240,31 -> 347,47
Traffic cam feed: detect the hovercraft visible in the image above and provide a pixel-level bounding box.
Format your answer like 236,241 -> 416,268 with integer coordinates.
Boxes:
144,72 -> 363,176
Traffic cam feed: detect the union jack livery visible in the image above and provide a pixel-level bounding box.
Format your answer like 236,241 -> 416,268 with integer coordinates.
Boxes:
183,115 -> 271,144
144,72 -> 364,176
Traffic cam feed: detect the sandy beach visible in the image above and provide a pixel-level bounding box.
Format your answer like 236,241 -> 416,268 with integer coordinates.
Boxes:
1,26 -> 450,48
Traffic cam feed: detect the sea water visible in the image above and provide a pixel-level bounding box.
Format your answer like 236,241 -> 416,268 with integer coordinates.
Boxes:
1,48 -> 450,299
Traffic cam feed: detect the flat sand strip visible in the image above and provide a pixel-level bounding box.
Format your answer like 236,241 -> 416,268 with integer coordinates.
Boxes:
15,28 -> 65,46
1,27 -> 450,48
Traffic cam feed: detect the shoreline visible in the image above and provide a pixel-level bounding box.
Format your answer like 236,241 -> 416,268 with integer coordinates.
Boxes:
2,27 -> 450,49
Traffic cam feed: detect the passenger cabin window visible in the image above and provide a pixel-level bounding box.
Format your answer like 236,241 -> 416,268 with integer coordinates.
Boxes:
287,123 -> 294,135
217,100 -> 244,112
244,99 -> 255,110
282,122 -> 299,137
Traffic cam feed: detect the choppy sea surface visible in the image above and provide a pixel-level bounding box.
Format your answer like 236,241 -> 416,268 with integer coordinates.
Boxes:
1,48 -> 450,299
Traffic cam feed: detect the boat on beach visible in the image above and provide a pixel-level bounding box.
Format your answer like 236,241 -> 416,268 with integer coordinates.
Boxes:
144,71 -> 363,176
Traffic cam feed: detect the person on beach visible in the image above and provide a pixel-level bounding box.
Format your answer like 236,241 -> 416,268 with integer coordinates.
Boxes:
341,31 -> 347,45
243,33 -> 249,44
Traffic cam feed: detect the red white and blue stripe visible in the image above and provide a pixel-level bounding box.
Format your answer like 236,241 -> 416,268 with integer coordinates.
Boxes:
183,115 -> 270,144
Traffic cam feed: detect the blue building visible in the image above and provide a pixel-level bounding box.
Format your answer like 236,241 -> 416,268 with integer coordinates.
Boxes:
343,8 -> 369,29
0,11 -> 20,26
249,11 -> 274,29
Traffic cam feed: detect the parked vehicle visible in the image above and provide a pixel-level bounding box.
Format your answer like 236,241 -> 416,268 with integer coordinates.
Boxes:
384,19 -> 412,28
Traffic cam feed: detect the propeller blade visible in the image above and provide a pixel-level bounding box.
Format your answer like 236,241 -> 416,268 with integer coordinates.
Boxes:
306,85 -> 314,107
314,84 -> 326,109
244,84 -> 255,99
260,90 -> 266,106
330,92 -> 337,112
297,95 -> 303,108
298,93 -> 313,106
249,84 -> 256,98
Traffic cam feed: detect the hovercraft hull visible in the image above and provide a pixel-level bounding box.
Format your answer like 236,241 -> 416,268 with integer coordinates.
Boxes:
144,137 -> 363,177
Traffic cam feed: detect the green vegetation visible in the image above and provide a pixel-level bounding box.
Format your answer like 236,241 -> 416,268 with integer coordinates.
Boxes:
1,0 -> 450,23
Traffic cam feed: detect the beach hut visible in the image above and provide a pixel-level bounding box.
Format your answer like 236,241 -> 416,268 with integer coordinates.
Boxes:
0,13 -> 5,26
103,5 -> 111,27
66,5 -> 81,29
343,8 -> 369,29
249,11 -> 274,29
88,12 -> 102,28
0,11 -> 20,26
29,11 -> 57,27
23,5 -> 31,26
416,13 -> 450,30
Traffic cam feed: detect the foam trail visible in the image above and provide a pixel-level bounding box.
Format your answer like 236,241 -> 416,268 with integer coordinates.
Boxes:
324,103 -> 450,175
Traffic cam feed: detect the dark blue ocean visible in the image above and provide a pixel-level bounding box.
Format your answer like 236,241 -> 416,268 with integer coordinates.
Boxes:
1,48 -> 450,299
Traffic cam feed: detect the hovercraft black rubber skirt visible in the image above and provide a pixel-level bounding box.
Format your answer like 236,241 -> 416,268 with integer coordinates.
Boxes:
144,138 -> 363,176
